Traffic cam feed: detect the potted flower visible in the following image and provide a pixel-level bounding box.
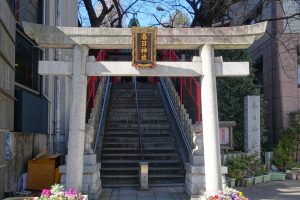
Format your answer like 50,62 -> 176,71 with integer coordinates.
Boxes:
201,187 -> 249,200
226,154 -> 250,187
4,184 -> 87,200
4,198 -> 38,200
39,184 -> 87,200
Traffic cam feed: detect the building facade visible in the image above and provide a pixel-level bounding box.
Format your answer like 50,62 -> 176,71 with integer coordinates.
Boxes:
0,0 -> 16,198
0,0 -> 77,198
247,1 -> 300,144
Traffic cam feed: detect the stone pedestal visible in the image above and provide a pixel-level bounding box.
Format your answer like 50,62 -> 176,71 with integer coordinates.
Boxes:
185,164 -> 228,199
185,122 -> 227,199
60,154 -> 102,200
185,163 -> 206,200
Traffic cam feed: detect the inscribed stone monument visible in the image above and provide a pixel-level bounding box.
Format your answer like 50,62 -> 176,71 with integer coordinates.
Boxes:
244,96 -> 261,154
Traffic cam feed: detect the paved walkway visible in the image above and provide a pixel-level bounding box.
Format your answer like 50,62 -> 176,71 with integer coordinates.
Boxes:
98,181 -> 300,200
238,180 -> 300,200
98,187 -> 189,200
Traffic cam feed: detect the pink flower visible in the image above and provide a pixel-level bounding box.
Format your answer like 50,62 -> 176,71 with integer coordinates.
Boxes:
41,189 -> 51,197
65,188 -> 78,198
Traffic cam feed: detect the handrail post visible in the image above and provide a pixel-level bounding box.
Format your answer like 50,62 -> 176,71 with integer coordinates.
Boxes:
180,77 -> 182,105
196,82 -> 201,123
160,77 -> 192,155
93,77 -> 110,153
134,77 -> 143,161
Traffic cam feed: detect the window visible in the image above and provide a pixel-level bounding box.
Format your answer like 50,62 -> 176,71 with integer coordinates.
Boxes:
297,46 -> 300,86
15,29 -> 41,92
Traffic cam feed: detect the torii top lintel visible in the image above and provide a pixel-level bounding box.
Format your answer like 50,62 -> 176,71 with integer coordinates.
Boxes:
22,22 -> 267,50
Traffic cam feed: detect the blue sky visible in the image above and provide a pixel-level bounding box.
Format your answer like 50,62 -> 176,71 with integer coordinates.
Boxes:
78,0 -> 193,27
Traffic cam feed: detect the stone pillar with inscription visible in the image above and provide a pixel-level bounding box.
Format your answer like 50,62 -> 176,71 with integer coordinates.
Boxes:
244,96 -> 261,154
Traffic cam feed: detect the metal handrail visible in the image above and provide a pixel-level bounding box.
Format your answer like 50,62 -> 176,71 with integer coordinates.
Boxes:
160,77 -> 192,154
134,78 -> 143,160
93,77 -> 110,153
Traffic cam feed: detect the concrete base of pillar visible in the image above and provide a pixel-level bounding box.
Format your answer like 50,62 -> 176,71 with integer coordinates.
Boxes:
184,163 -> 228,198
189,154 -> 204,166
185,163 -> 205,197
60,154 -> 102,200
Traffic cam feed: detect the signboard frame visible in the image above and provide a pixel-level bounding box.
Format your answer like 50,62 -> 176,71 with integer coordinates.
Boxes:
132,27 -> 157,68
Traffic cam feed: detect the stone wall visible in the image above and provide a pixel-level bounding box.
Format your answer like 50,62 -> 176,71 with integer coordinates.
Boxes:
0,0 -> 15,199
2,132 -> 47,195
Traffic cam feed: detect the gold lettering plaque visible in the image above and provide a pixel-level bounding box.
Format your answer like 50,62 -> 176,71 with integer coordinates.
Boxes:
132,27 -> 157,68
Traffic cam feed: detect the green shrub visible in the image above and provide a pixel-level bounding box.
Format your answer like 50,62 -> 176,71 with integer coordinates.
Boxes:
227,153 -> 270,178
272,123 -> 298,170
227,154 -> 253,179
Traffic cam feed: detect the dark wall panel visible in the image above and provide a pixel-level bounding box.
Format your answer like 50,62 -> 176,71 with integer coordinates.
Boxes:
14,88 -> 48,133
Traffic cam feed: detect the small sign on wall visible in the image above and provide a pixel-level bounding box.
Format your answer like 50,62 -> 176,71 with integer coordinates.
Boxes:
132,27 -> 157,68
218,121 -> 236,149
219,127 -> 230,145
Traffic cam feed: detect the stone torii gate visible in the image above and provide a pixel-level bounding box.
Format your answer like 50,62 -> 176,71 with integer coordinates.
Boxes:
23,22 -> 267,197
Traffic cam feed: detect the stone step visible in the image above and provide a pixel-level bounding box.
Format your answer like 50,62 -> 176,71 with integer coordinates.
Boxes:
108,115 -> 167,121
149,174 -> 185,178
142,137 -> 174,142
104,132 -> 139,136
104,132 -> 171,137
97,82 -> 185,186
142,143 -> 176,149
104,137 -> 173,142
108,108 -> 165,113
107,119 -> 170,124
104,138 -> 139,142
101,148 -> 177,154
102,143 -> 139,148
106,124 -> 171,129
101,175 -> 139,178
101,160 -> 181,164
104,127 -> 172,133
101,154 -> 179,160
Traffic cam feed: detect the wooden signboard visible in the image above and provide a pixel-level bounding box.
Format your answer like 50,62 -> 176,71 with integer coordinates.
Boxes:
132,27 -> 157,68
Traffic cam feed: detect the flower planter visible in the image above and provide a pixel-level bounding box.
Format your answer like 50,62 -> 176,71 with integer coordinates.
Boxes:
4,195 -> 88,200
4,198 -> 38,200
291,168 -> 300,180
235,179 -> 242,187
253,175 -> 264,184
286,172 -> 297,180
226,178 -> 236,187
241,177 -> 254,187
271,172 -> 286,181
263,174 -> 271,182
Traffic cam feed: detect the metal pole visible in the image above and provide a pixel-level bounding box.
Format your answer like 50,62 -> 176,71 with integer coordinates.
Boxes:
55,0 -> 61,153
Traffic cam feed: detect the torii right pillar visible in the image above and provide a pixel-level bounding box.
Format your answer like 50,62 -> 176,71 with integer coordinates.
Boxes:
200,44 -> 223,195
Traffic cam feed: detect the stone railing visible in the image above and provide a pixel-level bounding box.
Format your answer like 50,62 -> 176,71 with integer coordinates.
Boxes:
163,77 -> 195,150
84,78 -> 106,154
221,152 -> 252,165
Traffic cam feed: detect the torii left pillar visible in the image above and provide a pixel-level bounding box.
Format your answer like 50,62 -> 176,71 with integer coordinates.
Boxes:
66,45 -> 88,190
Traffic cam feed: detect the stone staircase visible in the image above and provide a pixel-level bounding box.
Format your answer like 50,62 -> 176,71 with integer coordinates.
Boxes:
98,82 -> 185,187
